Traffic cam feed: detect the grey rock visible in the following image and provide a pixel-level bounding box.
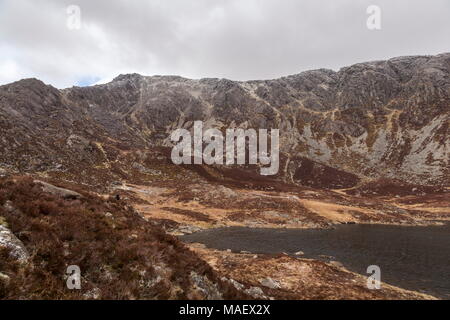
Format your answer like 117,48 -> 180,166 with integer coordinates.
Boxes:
131,162 -> 161,175
222,277 -> 245,291
0,272 -> 10,285
0,225 -> 29,262
82,288 -> 101,300
329,261 -> 344,268
66,134 -> 90,149
0,53 -> 448,185
259,277 -> 281,289
104,212 -> 113,218
2,201 -> 14,213
190,271 -> 223,300
244,286 -> 268,299
178,225 -> 202,234
34,180 -> 83,200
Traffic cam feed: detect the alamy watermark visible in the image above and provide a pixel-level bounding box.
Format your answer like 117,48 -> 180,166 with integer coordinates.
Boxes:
366,5 -> 382,30
65,5 -> 381,31
171,121 -> 280,176
66,5 -> 82,30
66,265 -> 81,290
367,265 -> 381,290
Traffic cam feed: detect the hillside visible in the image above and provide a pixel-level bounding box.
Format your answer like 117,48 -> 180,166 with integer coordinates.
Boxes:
0,53 -> 449,300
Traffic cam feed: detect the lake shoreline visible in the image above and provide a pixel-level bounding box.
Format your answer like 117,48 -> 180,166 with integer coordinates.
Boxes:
181,222 -> 450,299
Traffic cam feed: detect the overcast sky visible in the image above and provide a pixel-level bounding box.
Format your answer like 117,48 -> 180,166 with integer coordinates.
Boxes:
0,0 -> 449,88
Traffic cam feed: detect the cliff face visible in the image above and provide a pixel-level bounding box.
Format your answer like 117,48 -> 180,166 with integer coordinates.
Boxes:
0,53 -> 449,185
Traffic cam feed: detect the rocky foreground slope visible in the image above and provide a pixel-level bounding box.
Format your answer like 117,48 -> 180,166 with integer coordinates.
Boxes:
0,177 -> 247,299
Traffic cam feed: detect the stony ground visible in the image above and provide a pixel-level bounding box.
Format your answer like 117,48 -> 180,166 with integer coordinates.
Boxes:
188,243 -> 437,300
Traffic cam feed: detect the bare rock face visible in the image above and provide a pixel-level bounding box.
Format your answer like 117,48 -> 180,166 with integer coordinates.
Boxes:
189,271 -> 224,300
0,225 -> 29,262
34,180 -> 83,200
0,53 -> 448,186
259,277 -> 282,289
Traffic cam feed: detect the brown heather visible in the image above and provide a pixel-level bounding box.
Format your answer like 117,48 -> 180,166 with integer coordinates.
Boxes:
0,177 -> 246,300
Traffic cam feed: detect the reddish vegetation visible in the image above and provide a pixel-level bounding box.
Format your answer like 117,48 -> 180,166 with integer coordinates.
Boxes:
0,177 -> 246,300
292,157 -> 360,189
345,178 -> 447,197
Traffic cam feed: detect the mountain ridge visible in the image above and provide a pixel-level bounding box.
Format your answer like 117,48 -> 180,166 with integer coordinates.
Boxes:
0,53 -> 448,186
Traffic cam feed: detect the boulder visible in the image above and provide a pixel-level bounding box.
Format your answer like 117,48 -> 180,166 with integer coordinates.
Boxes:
0,272 -> 11,287
0,225 -> 29,262
34,180 -> 83,200
131,162 -> 161,175
245,286 -> 267,299
190,271 -> 223,300
329,261 -> 344,268
259,277 -> 281,289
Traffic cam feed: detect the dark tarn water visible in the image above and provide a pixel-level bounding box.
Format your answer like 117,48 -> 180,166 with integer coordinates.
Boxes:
181,222 -> 450,299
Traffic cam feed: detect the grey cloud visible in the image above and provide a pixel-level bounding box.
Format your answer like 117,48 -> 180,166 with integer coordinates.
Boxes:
0,0 -> 449,88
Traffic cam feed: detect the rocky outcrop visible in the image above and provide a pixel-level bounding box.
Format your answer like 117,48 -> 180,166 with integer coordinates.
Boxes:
34,180 -> 83,200
189,271 -> 223,300
259,277 -> 282,289
0,176 -> 247,300
0,225 -> 29,262
0,53 -> 448,186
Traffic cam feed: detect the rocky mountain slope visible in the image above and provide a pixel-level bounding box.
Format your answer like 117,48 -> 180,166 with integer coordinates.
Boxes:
0,53 -> 449,300
0,53 -> 448,186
